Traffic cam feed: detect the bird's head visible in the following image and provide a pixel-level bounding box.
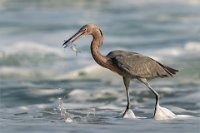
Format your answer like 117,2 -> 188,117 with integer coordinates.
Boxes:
63,24 -> 98,48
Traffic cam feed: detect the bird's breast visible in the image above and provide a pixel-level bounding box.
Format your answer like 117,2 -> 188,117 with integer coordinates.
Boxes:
104,60 -> 127,77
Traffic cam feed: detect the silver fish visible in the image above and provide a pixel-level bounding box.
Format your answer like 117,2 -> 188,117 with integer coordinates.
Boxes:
70,44 -> 80,56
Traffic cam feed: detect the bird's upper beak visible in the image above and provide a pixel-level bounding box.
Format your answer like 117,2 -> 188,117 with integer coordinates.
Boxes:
63,30 -> 84,48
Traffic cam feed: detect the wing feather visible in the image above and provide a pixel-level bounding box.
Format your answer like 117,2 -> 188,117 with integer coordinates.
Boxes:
107,50 -> 173,78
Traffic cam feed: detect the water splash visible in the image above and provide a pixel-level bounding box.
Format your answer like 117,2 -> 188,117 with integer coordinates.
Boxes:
56,97 -> 98,123
154,105 -> 194,120
87,107 -> 96,117
57,97 -> 73,123
154,105 -> 176,120
121,109 -> 136,119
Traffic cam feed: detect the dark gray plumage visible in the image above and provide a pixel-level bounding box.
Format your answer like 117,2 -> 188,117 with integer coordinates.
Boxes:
63,24 -> 179,118
107,50 -> 178,79
107,50 -> 178,116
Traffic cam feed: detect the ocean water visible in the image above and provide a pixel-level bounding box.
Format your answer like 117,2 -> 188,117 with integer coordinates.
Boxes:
0,0 -> 200,133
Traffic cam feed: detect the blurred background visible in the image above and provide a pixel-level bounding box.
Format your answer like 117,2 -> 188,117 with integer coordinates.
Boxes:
0,0 -> 200,132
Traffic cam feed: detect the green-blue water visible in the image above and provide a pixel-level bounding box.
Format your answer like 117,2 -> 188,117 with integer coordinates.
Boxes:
0,0 -> 200,133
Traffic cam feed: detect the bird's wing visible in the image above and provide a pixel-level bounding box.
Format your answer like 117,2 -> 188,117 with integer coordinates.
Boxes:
107,50 -> 172,78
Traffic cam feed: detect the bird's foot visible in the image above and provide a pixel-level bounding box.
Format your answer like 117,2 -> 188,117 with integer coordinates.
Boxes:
154,104 -> 176,120
121,109 -> 136,119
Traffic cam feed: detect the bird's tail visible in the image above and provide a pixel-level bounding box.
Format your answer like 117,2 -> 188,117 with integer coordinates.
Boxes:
162,65 -> 179,77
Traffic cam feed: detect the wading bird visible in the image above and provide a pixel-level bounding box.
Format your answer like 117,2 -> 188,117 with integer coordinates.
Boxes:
62,24 -> 178,119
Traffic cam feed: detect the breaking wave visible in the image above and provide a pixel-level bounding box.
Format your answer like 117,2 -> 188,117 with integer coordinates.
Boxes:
0,41 -> 199,80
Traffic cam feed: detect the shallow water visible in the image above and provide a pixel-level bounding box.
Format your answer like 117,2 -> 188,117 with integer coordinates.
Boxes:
0,0 -> 200,133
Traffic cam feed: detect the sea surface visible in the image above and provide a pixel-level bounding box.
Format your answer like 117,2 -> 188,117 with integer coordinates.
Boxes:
0,0 -> 200,133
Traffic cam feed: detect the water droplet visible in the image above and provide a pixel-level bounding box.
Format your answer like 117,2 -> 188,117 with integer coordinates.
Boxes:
87,107 -> 96,117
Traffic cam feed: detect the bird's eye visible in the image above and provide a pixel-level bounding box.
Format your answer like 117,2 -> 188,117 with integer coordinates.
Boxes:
83,28 -> 87,31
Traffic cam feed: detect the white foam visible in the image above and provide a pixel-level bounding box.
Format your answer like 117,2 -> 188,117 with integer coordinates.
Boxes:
0,67 -> 33,77
64,65 -> 101,79
68,89 -> 90,100
185,42 -> 200,52
56,64 -> 121,81
154,105 -> 176,120
154,105 -> 193,120
175,115 -> 193,119
98,104 -> 121,110
64,118 -> 73,123
2,41 -> 65,57
30,88 -> 64,96
68,88 -> 121,102
122,109 -> 136,119
159,87 -> 175,93
95,89 -> 118,99
152,47 -> 183,58
0,66 -> 58,79
147,42 -> 200,60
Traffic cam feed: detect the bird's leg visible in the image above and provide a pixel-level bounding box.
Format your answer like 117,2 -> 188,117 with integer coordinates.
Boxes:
123,77 -> 131,110
139,78 -> 176,120
122,77 -> 136,119
138,78 -> 160,116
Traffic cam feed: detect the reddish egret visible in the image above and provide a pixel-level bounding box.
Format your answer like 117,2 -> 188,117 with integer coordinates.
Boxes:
63,24 -> 178,119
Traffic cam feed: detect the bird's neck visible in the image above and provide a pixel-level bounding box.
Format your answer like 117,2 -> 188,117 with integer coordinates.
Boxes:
90,29 -> 108,67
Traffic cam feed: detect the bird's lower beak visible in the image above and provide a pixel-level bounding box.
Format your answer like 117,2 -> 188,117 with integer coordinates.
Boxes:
63,30 -> 84,48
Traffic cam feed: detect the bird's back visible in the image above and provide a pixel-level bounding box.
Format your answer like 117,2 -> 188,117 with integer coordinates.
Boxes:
106,50 -> 178,79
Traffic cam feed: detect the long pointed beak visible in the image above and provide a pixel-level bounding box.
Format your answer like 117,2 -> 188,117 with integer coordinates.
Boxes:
62,30 -> 84,48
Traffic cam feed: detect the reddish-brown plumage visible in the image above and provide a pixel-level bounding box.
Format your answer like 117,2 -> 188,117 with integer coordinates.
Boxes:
63,24 -> 178,118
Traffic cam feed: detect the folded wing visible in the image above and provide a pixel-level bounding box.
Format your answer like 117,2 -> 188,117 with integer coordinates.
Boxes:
107,50 -> 178,79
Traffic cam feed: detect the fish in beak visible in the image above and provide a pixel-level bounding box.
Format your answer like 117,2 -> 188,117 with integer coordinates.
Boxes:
62,30 -> 85,48
62,30 -> 85,55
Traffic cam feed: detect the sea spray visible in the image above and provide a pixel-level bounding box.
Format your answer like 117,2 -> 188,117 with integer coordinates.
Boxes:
56,96 -> 97,123
57,97 -> 73,123
87,107 -> 96,117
